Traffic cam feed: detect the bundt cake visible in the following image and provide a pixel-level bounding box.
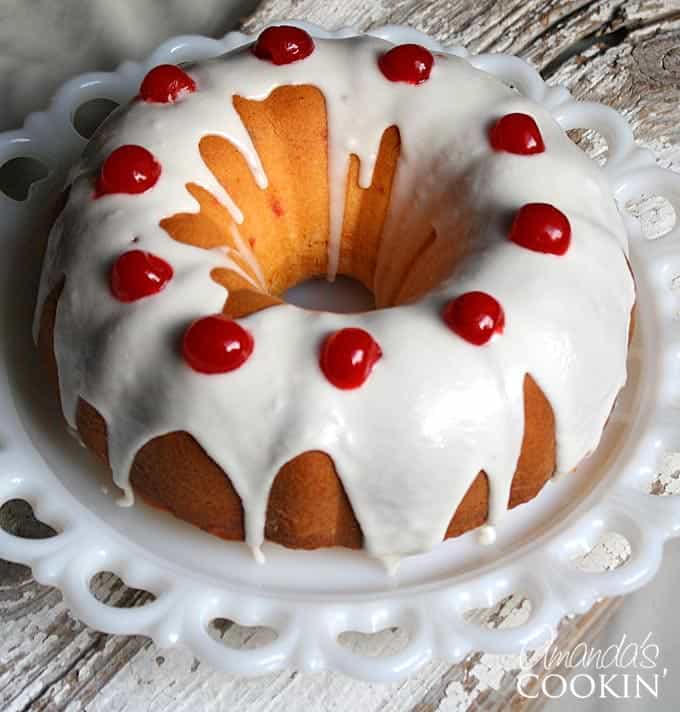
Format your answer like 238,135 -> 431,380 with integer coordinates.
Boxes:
34,26 -> 636,563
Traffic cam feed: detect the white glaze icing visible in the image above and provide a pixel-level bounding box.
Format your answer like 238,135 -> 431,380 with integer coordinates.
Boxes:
33,35 -> 635,563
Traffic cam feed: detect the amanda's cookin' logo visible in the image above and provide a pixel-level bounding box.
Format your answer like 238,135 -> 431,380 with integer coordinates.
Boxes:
517,631 -> 668,701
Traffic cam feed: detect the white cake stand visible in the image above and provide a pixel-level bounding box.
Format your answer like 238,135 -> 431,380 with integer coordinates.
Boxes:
1,23 -> 680,683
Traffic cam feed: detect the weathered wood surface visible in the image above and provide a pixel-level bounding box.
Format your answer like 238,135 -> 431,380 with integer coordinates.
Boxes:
2,0 -> 680,710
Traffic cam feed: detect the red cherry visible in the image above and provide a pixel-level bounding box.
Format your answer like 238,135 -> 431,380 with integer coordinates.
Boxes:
140,64 -> 196,103
320,328 -> 382,390
489,113 -> 545,155
252,25 -> 315,65
378,44 -> 434,84
96,145 -> 161,197
110,250 -> 173,302
183,315 -> 254,374
443,292 -> 505,346
509,203 -> 571,255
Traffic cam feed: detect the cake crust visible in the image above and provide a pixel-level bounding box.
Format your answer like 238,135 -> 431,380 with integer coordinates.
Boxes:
35,37 -> 635,559
39,282 -> 556,548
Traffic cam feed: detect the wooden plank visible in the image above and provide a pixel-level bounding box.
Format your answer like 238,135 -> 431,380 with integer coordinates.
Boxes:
242,0 -> 677,67
2,0 -> 680,709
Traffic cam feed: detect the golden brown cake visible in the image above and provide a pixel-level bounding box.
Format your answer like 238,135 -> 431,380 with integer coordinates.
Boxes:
34,26 -> 635,563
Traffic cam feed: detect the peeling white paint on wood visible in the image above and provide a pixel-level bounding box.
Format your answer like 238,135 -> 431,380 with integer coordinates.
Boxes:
2,0 -> 680,709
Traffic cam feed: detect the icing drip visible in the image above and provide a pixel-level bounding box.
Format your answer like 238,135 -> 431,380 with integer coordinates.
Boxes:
477,525 -> 497,546
33,35 -> 635,563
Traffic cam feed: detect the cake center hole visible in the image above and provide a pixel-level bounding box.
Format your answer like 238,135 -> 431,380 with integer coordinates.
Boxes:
284,275 -> 375,313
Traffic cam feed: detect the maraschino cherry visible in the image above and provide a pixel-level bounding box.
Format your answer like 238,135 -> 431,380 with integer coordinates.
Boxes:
183,315 -> 254,374
139,64 -> 196,103
378,44 -> 434,84
489,113 -> 545,155
509,203 -> 571,255
110,250 -> 173,302
252,25 -> 315,65
96,145 -> 161,197
320,327 -> 382,389
443,292 -> 505,346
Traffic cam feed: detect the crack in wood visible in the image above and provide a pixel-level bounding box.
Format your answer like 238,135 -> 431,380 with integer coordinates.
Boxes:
513,0 -> 603,62
542,2 -> 628,77
15,635 -> 104,712
475,3 -> 529,52
542,4 -> 680,78
447,0 -> 498,36
56,637 -> 152,710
